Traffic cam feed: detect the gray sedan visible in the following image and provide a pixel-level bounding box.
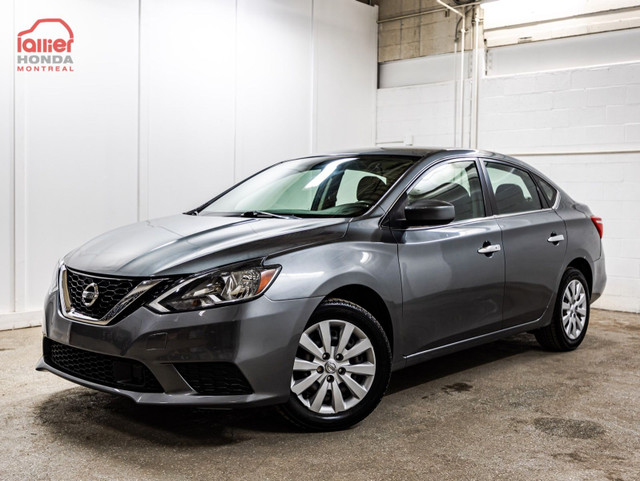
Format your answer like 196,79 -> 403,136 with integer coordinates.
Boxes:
38,148 -> 606,430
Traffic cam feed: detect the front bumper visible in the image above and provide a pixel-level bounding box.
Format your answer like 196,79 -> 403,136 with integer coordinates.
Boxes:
38,290 -> 321,407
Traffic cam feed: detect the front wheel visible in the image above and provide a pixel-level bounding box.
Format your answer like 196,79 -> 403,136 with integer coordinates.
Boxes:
278,299 -> 391,431
535,267 -> 590,351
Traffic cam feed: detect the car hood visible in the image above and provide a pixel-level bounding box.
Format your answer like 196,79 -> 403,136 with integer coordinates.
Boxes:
64,214 -> 349,277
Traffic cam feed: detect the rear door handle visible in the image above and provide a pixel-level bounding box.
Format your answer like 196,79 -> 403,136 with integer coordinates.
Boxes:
547,233 -> 565,244
477,244 -> 501,255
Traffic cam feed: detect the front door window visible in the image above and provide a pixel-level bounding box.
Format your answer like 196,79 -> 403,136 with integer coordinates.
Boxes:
408,161 -> 485,222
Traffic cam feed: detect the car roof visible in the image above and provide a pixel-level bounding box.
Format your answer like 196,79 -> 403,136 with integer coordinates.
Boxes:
319,147 -> 537,169
295,148 -> 546,178
326,147 -> 443,158
313,147 -> 508,159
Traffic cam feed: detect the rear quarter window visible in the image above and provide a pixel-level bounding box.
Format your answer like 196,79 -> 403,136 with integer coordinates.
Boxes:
535,175 -> 559,207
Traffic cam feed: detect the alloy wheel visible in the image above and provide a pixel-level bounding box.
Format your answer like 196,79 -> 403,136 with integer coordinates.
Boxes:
291,319 -> 376,414
561,279 -> 587,340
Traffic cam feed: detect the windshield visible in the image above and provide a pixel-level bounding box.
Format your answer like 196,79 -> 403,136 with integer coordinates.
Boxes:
200,156 -> 415,217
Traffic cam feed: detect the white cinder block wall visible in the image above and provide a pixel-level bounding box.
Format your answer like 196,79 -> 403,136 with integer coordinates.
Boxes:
479,64 -> 640,152
479,62 -> 640,313
376,31 -> 640,313
377,81 -> 457,147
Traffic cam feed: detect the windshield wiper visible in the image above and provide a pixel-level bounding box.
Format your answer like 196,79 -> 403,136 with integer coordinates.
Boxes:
240,211 -> 299,219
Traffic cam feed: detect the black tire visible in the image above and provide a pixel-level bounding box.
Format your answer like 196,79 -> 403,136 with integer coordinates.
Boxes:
535,268 -> 590,351
278,298 -> 392,431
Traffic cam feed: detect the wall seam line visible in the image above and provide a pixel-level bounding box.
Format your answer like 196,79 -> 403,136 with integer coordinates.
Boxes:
310,0 -> 318,154
233,0 -> 238,183
10,0 -> 16,313
13,0 -> 26,312
136,0 -> 143,221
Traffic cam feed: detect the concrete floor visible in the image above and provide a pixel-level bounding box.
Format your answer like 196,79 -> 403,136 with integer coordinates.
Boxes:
0,309 -> 638,481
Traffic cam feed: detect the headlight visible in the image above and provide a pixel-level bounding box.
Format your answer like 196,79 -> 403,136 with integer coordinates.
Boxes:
148,264 -> 280,313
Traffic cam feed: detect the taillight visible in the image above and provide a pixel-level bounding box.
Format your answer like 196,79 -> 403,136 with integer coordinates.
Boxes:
591,216 -> 603,238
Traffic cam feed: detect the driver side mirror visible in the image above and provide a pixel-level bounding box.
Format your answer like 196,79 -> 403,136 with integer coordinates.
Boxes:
404,199 -> 455,226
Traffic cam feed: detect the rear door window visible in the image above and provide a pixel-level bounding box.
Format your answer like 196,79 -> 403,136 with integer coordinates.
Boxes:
484,162 -> 542,215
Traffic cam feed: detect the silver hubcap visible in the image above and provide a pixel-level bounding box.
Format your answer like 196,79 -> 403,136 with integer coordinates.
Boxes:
562,279 -> 587,340
291,319 -> 376,414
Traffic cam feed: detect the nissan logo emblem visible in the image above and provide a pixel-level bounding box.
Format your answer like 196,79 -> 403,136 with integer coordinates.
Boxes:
81,282 -> 99,307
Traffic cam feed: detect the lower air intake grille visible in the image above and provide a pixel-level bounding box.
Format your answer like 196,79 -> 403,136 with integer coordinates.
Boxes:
44,338 -> 163,393
174,362 -> 253,395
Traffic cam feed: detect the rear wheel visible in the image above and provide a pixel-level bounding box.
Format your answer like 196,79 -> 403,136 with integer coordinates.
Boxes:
278,299 -> 391,431
535,268 -> 590,351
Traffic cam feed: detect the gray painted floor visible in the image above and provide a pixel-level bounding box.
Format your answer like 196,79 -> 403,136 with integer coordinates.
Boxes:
1,309 -> 638,480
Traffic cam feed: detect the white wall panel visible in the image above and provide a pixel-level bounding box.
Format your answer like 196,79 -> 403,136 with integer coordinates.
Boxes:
379,52 -> 470,89
486,29 -> 640,77
2,0 -> 378,326
16,0 -> 139,310
141,0 -> 237,219
484,1 -> 640,48
313,0 -> 377,152
235,0 -> 313,180
0,0 -> 13,313
484,0 -> 640,29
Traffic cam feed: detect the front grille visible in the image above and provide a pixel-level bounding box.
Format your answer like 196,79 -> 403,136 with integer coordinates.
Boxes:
44,338 -> 163,393
175,362 -> 253,395
65,269 -> 138,320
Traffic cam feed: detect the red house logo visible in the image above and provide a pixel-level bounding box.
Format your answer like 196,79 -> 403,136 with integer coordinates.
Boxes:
16,18 -> 75,72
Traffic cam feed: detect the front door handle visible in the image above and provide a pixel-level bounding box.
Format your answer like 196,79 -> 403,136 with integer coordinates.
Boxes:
547,233 -> 565,244
477,243 -> 501,255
